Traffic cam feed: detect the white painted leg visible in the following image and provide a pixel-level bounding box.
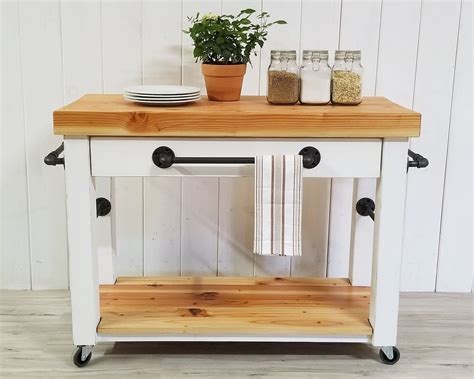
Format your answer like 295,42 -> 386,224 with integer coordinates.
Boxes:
94,177 -> 116,284
370,138 -> 409,347
349,178 -> 376,286
64,137 -> 99,346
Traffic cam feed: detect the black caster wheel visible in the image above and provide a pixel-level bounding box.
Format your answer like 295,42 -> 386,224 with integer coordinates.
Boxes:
73,346 -> 92,367
379,347 -> 400,365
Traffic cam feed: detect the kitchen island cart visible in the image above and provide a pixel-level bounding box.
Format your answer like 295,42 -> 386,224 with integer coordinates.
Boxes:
48,95 -> 423,367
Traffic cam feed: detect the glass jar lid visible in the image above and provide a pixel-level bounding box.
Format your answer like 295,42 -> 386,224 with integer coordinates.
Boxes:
334,50 -> 346,59
353,50 -> 361,60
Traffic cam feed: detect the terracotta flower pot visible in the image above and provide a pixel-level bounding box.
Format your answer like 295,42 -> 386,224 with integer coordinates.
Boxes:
201,63 -> 247,101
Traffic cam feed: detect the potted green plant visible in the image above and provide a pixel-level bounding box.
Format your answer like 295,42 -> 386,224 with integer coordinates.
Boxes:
184,9 -> 286,101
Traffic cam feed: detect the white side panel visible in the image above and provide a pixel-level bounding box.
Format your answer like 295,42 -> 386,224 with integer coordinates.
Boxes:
91,138 -> 382,178
291,179 -> 331,277
101,0 -> 144,277
182,0 -> 221,90
144,177 -> 182,276
327,178 -> 353,278
349,178 -> 376,286
181,178 -> 219,276
370,138 -> 409,347
401,1 -> 462,291
436,1 -> 473,293
0,0 -> 31,289
221,0 -> 262,95
259,0 -> 302,96
64,137 -> 98,346
217,177 -> 255,277
19,0 -> 68,289
114,179 -> 143,276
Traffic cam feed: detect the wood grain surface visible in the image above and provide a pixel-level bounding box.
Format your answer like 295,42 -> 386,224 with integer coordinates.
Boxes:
54,95 -> 421,137
98,276 -> 372,336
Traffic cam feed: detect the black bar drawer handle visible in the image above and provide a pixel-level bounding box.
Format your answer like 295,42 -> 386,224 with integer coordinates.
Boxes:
44,142 -> 64,167
152,146 -> 321,169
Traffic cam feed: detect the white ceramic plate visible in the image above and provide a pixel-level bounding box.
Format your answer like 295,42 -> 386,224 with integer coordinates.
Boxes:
124,95 -> 200,102
124,96 -> 200,105
124,92 -> 200,100
124,85 -> 200,96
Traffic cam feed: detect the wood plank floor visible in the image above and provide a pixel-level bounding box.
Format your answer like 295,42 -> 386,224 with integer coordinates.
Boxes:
0,290 -> 472,378
99,277 -> 372,336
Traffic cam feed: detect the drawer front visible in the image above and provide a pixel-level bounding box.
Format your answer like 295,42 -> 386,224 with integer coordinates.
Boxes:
90,138 -> 381,178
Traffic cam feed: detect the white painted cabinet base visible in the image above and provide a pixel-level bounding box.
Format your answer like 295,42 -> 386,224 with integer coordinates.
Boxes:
63,136 -> 408,362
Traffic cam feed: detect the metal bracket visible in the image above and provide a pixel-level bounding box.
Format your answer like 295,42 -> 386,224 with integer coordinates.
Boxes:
44,142 -> 65,167
152,146 -> 321,169
79,345 -> 94,361
96,197 -> 111,217
381,346 -> 394,360
407,149 -> 429,171
356,197 -> 375,221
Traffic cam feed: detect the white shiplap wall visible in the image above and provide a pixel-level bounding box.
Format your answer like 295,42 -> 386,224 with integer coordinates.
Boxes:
1,0 -> 472,292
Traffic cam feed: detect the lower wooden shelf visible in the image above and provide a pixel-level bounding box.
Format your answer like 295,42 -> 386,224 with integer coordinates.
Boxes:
98,277 -> 372,338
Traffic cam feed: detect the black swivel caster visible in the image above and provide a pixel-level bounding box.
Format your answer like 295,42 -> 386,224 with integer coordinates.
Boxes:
379,346 -> 400,365
73,345 -> 93,367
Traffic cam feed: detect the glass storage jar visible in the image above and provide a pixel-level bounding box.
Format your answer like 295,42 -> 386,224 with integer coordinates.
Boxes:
267,50 -> 299,104
300,50 -> 331,105
331,50 -> 363,105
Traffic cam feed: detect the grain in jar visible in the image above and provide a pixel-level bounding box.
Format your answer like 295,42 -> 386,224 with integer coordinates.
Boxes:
331,50 -> 363,105
267,51 -> 299,104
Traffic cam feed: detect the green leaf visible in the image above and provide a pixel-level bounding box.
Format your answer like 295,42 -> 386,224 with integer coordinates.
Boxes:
274,20 -> 287,24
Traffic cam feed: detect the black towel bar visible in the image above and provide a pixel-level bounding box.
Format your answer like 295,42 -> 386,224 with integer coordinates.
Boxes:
44,142 -> 65,167
407,149 -> 429,170
152,146 -> 321,169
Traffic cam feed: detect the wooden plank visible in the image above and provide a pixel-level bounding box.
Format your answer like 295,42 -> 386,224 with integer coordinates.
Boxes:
53,96 -> 421,138
181,178 -> 219,276
19,0 -> 68,289
291,179 -> 331,277
436,1 -> 473,293
115,276 -> 352,286
0,0 -> 31,289
98,277 -> 371,336
143,177 -> 181,276
401,0 -> 462,291
217,178 -> 254,276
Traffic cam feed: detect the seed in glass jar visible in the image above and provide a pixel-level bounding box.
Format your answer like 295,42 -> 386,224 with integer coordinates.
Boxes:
331,71 -> 362,104
268,71 -> 299,104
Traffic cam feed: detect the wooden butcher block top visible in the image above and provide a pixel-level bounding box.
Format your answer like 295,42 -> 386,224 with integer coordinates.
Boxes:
53,95 -> 421,138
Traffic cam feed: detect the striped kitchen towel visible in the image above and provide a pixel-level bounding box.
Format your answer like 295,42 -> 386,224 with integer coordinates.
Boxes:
254,155 -> 303,256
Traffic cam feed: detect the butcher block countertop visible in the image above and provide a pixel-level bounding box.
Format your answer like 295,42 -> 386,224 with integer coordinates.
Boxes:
53,95 -> 421,138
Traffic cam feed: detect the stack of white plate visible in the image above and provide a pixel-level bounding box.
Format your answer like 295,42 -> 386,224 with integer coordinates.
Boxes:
124,85 -> 201,105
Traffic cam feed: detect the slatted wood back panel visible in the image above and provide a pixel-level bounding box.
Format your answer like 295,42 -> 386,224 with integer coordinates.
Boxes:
1,0 -> 471,292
